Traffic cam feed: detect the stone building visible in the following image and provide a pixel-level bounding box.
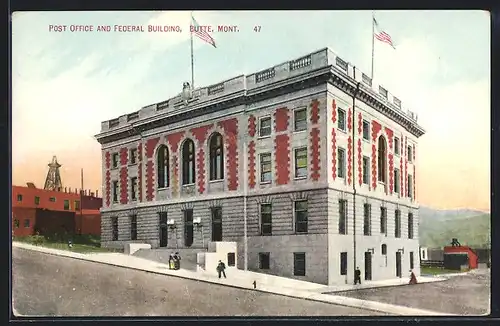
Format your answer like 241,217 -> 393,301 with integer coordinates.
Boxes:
95,47 -> 425,285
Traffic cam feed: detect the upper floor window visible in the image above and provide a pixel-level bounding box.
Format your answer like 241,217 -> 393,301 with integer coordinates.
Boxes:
209,133 -> 224,181
294,200 -> 308,233
377,136 -> 387,183
260,203 -> 272,236
34,196 -> 40,205
64,200 -> 70,210
380,207 -> 387,235
408,145 -> 413,162
408,175 -> 414,199
363,203 -> 372,236
112,181 -> 119,203
49,197 -> 56,202
130,148 -> 138,165
408,213 -> 414,239
14,219 -> 19,228
395,209 -> 401,238
294,107 -> 307,131
362,156 -> 370,184
259,116 -> 272,137
339,199 -> 348,234
75,200 -> 80,211
17,194 -> 22,202
131,177 -> 138,201
362,120 -> 370,140
157,145 -> 169,188
294,147 -> 307,179
112,153 -> 119,168
260,153 -> 272,183
394,137 -> 400,155
182,139 -> 196,185
338,148 -> 346,178
394,168 -> 401,194
338,108 -> 346,131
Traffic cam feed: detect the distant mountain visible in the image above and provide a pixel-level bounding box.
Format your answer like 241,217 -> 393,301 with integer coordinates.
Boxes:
418,206 -> 491,249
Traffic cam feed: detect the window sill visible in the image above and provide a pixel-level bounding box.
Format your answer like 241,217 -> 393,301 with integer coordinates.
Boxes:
182,183 -> 196,187
130,199 -> 138,202
362,137 -> 370,143
294,232 -> 309,235
293,129 -> 307,134
294,176 -> 307,181
337,128 -> 347,134
208,179 -> 224,183
128,163 -> 137,167
260,233 -> 272,236
157,187 -> 170,191
110,167 -> 119,170
257,135 -> 272,140
260,181 -> 272,185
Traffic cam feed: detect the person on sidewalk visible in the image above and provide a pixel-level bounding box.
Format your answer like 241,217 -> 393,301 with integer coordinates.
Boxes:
409,269 -> 418,285
354,267 -> 362,285
174,252 -> 181,270
217,260 -> 227,279
168,254 -> 175,270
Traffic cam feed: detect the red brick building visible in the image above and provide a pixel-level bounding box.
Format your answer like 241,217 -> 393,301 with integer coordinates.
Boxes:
12,184 -> 102,237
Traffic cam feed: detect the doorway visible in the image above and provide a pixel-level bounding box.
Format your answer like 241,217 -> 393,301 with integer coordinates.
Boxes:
396,252 -> 402,278
364,252 -> 372,280
159,212 -> 168,248
211,207 -> 223,241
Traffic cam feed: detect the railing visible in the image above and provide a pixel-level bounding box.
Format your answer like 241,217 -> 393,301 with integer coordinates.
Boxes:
207,82 -> 225,96
109,119 -> 120,128
289,55 -> 312,71
420,260 -> 444,268
127,112 -> 139,122
255,68 -> 276,83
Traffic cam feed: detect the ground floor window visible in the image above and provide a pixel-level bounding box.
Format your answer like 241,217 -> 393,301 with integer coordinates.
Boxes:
184,209 -> 194,247
130,215 -> 137,240
259,252 -> 270,270
24,219 -> 30,228
14,219 -> 19,228
111,217 -> 118,241
410,251 -> 414,270
340,252 -> 347,275
293,252 -> 306,276
227,253 -> 235,267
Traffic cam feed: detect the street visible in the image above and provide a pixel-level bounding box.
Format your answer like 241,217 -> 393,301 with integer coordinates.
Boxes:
12,248 -> 384,316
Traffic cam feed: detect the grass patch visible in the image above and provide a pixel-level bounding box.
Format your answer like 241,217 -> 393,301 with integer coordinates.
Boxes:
13,234 -> 121,253
421,266 -> 465,275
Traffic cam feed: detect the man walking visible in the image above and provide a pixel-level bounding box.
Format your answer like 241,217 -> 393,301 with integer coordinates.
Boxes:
217,260 -> 227,279
354,267 -> 362,285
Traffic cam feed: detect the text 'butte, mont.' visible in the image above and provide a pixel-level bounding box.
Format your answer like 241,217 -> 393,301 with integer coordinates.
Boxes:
48,24 -> 244,33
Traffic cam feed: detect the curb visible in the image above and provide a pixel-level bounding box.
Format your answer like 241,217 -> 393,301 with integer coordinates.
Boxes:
326,277 -> 447,294
13,244 -> 453,316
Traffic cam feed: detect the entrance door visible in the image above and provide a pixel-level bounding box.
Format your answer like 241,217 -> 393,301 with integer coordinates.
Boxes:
211,207 -> 223,241
364,252 -> 372,280
396,252 -> 402,278
159,212 -> 168,247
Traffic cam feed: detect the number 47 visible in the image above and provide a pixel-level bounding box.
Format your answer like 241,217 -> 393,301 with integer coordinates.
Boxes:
253,26 -> 261,32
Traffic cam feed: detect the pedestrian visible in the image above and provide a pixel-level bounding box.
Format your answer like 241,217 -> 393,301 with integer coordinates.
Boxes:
168,254 -> 175,270
409,269 -> 418,285
354,267 -> 362,285
174,252 -> 181,270
216,260 -> 227,279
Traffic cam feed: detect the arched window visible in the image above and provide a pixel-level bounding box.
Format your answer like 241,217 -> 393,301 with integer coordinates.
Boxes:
157,145 -> 169,188
182,139 -> 196,185
377,136 -> 387,183
209,133 -> 224,180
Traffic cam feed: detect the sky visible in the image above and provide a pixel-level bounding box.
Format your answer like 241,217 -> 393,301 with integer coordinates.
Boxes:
11,10 -> 490,211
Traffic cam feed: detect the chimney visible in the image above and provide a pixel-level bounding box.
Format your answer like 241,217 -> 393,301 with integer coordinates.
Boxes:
90,192 -> 95,197
64,187 -> 67,193
96,190 -> 99,197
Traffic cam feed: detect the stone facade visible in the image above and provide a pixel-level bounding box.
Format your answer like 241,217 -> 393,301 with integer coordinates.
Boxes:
96,47 -> 425,285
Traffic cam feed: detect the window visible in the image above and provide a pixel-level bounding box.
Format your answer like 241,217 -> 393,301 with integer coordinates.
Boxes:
380,207 -> 387,235
184,209 -> 194,247
157,145 -> 170,188
14,219 -> 19,228
24,219 -> 30,228
395,209 -> 401,238
394,137 -> 400,155
422,250 -> 426,260
130,215 -> 137,240
111,217 -> 118,241
49,197 -> 56,202
209,133 -> 224,181
260,204 -> 272,236
408,213 -> 414,239
227,253 -> 236,267
130,148 -> 138,164
294,107 -> 307,131
34,196 -> 40,205
260,153 -> 272,183
182,140 -> 196,185
112,153 -> 119,168
363,203 -> 371,236
394,169 -> 400,194
362,156 -> 370,184
377,136 -> 387,183
340,252 -> 348,275
362,120 -> 370,140
75,200 -> 80,211
381,244 -> 387,266
259,116 -> 272,137
17,194 -> 22,202
259,252 -> 270,269
294,200 -> 308,233
293,252 -> 306,276
339,199 -> 347,234
294,147 -> 307,178
64,200 -> 70,210
408,146 -> 413,162
410,252 -> 414,270
112,181 -> 119,203
131,177 -> 138,201
408,175 -> 414,199
338,108 -> 346,131
338,148 -> 346,178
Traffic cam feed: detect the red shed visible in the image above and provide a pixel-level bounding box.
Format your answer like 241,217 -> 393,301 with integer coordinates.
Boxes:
443,239 -> 478,270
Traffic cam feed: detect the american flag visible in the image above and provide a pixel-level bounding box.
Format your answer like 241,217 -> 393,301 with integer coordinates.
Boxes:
191,16 -> 216,48
373,18 -> 395,49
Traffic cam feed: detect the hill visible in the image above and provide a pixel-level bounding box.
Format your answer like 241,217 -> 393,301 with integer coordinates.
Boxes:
419,207 -> 491,248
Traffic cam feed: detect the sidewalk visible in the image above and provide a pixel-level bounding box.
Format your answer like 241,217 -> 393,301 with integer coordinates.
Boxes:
12,242 -> 455,316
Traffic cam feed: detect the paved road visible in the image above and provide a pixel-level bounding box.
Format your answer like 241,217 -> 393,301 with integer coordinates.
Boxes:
332,270 -> 490,315
12,248 -> 384,316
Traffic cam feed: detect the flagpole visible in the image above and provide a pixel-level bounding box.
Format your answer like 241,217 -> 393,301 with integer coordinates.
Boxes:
371,11 -> 375,80
190,12 -> 195,88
